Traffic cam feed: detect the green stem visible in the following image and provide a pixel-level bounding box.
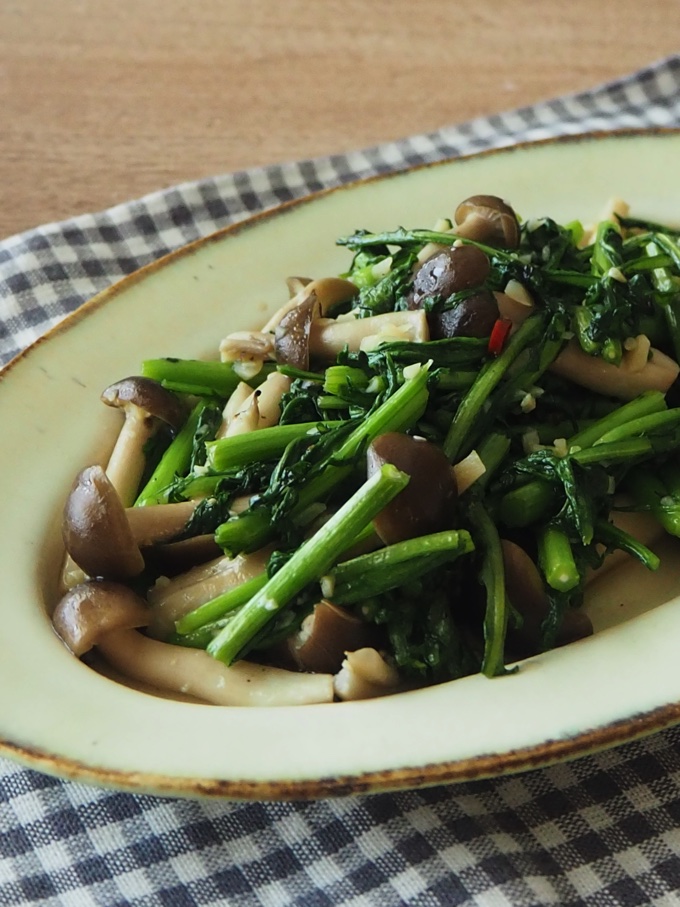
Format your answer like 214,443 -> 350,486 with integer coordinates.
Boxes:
568,391 -> 666,450
206,421 -> 340,472
142,358 -> 272,397
175,573 -> 268,636
473,432 -> 511,492
595,518 -> 660,571
214,362 -> 430,554
499,438 -> 656,529
498,480 -> 555,528
571,438 -> 653,466
499,394 -> 670,528
207,463 -> 410,665
328,529 -> 474,604
135,400 -> 208,506
595,409 -> 680,445
538,526 -> 580,592
646,239 -> 680,362
624,468 -> 680,538
468,500 -> 509,678
443,314 -> 545,463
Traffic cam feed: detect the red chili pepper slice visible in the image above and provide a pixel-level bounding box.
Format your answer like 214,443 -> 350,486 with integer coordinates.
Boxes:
488,318 -> 513,356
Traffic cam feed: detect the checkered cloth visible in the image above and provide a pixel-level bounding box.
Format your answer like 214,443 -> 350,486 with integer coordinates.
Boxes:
2,56 -> 680,906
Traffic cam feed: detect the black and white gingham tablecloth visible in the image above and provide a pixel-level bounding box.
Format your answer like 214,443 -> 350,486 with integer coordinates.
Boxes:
2,56 -> 680,907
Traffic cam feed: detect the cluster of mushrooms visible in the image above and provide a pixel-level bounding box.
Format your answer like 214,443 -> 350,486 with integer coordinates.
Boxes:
51,195 -> 679,707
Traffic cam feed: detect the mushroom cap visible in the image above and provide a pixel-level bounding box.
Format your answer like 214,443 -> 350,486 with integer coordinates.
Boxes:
52,580 -> 149,656
429,290 -> 500,341
502,539 -> 593,656
305,277 -> 358,314
62,465 -> 145,579
411,244 -> 491,308
274,292 -> 320,369
454,195 -> 521,249
367,433 -> 458,545
101,376 -> 186,430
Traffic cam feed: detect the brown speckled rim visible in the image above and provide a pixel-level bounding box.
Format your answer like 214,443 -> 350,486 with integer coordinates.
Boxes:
2,128 -> 680,800
3,700 -> 680,800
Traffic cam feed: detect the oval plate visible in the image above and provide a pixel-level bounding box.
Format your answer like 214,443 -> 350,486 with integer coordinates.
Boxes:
2,131 -> 680,799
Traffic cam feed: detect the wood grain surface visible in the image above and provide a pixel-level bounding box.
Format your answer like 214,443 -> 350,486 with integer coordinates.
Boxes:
0,0 -> 677,239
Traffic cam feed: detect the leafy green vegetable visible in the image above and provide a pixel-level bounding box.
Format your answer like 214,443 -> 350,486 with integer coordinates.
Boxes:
102,201 -> 680,694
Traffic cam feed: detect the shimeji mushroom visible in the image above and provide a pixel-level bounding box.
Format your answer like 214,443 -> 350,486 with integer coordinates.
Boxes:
287,600 -> 375,674
275,292 -> 320,370
53,580 -> 150,656
219,371 -> 292,438
491,289 -> 679,400
309,310 -> 429,360
61,376 -> 186,588
366,433 -> 458,545
262,276 -> 358,333
146,546 -> 272,639
409,244 -> 496,339
62,465 -> 198,581
550,337 -> 680,400
101,377 -> 186,507
501,539 -> 593,658
454,195 -> 521,249
218,331 -> 276,381
333,648 -> 401,701
218,277 -> 358,377
52,581 -> 334,706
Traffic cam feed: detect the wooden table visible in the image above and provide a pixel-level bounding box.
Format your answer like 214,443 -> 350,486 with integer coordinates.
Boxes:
1,0 -> 676,240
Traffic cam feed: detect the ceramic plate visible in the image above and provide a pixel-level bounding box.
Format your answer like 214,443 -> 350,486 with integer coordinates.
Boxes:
2,131 -> 680,799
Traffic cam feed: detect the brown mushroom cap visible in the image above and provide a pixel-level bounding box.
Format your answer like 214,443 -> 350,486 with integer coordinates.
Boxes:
62,465 -> 144,579
411,244 -> 491,308
502,539 -> 593,656
142,534 -> 222,576
409,244 -> 495,340
101,376 -> 186,431
52,580 -> 149,656
367,433 -> 458,545
454,195 -> 521,249
430,290 -> 500,341
274,292 -> 320,369
288,600 -> 375,673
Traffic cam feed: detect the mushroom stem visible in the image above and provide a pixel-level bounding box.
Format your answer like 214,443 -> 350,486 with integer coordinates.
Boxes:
216,381 -> 252,439
262,277 -> 358,333
333,648 -> 401,701
125,500 -> 199,547
146,548 -> 272,639
223,371 -> 292,437
97,629 -> 334,706
550,339 -> 680,400
100,377 -> 186,507
310,310 -> 429,359
105,408 -> 159,507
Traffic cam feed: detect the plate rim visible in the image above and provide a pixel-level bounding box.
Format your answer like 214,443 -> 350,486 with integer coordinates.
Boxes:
2,127 -> 680,800
3,698 -> 680,800
4,127 -> 679,382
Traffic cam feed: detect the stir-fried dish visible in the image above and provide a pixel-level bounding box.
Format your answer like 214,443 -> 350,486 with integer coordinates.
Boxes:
52,194 -> 680,706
